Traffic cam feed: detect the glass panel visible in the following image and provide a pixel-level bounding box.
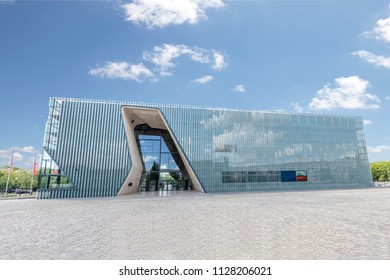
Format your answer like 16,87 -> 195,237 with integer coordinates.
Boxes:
135,124 -> 192,191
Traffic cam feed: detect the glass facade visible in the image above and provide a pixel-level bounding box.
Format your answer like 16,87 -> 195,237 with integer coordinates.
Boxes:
38,97 -> 373,199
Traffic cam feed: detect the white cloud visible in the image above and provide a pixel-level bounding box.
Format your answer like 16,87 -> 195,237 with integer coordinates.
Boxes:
188,48 -> 210,64
91,44 -> 227,82
368,145 -> 390,153
122,0 -> 225,29
12,152 -> 23,162
352,50 -> 390,68
291,102 -> 304,113
233,84 -> 245,93
309,76 -> 380,110
89,62 -> 154,82
385,96 -> 390,100
363,120 -> 373,125
208,120 -> 284,166
0,147 -> 42,168
212,52 -> 227,70
193,75 -> 213,84
0,150 -> 10,160
143,155 -> 158,163
15,146 -> 35,153
143,44 -> 209,76
0,149 -> 23,163
371,5 -> 390,43
143,43 -> 226,76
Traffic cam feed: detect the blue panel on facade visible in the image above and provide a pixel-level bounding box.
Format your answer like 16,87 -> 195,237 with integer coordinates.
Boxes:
281,171 -> 297,182
38,97 -> 374,199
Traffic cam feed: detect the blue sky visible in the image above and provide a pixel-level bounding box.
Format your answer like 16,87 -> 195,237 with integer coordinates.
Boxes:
1,0 -> 390,168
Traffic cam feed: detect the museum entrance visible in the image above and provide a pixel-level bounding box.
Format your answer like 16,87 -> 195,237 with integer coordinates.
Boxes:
135,124 -> 192,192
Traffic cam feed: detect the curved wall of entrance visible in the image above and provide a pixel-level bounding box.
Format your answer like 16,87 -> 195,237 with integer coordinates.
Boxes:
118,106 -> 204,195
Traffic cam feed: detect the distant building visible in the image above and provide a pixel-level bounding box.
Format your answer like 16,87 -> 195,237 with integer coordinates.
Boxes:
37,97 -> 373,199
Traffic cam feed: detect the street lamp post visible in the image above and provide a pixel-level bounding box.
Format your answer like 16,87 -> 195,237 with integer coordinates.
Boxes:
29,154 -> 38,195
4,147 -> 15,198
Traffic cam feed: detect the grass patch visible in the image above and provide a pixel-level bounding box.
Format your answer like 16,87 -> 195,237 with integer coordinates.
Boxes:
0,193 -> 37,200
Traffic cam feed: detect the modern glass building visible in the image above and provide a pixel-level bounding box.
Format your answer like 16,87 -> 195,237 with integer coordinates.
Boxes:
37,97 -> 373,199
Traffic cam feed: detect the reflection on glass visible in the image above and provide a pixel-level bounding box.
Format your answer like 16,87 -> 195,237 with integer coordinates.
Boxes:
135,124 -> 192,191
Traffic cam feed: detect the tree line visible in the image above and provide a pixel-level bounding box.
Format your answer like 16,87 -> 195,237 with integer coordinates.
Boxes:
0,166 -> 38,193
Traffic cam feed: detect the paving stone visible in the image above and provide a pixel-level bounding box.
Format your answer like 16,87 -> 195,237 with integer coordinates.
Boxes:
0,188 -> 389,259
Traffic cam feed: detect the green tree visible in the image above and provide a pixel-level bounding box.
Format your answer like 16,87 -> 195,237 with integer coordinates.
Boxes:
146,161 -> 160,191
0,169 -> 8,192
169,171 -> 181,181
14,169 -> 30,189
0,167 -> 39,193
371,161 -> 390,182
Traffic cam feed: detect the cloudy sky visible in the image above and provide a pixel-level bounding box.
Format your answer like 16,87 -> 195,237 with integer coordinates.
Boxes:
0,0 -> 390,168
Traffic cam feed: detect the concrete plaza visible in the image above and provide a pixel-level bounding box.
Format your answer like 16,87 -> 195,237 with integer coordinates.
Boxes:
0,187 -> 389,259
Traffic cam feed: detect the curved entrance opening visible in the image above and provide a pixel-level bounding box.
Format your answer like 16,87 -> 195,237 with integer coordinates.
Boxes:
118,106 -> 204,195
